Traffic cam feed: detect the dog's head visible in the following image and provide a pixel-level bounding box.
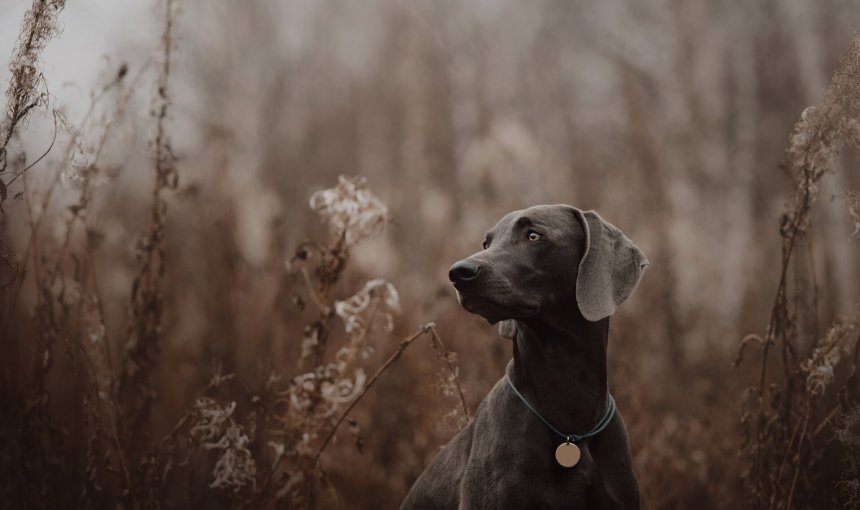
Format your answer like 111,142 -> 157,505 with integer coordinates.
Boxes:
448,204 -> 648,333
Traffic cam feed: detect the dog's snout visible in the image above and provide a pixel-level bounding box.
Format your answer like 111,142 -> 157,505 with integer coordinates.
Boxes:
449,260 -> 481,283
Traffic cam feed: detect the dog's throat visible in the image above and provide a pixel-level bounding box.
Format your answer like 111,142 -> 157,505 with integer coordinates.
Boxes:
505,374 -> 616,468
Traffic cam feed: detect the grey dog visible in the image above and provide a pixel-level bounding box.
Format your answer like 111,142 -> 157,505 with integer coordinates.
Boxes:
401,204 -> 648,509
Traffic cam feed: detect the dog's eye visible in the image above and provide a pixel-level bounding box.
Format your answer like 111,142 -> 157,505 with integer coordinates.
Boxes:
482,240 -> 489,249
527,231 -> 541,241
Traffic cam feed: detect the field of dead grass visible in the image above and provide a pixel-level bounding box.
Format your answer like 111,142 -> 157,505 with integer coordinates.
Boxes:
1,1 -> 859,508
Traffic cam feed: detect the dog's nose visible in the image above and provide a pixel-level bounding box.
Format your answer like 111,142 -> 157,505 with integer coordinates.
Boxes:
449,260 -> 481,283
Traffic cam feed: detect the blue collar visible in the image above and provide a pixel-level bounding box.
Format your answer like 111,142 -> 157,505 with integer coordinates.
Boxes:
505,375 -> 616,444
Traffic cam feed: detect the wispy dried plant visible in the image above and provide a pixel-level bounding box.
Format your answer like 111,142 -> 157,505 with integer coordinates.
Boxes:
191,397 -> 258,492
260,176 -> 404,507
244,176 -> 467,508
0,0 -> 66,207
119,0 -> 180,436
736,33 -> 860,510
309,175 -> 390,248
0,51 -> 138,509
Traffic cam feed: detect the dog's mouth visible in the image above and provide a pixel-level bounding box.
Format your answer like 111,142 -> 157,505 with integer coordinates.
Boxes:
456,292 -> 539,324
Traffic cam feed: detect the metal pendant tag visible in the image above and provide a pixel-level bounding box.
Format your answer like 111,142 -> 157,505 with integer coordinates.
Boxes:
555,441 -> 581,468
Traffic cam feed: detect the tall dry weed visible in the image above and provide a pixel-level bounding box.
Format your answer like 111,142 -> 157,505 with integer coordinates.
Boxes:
119,0 -> 181,438
0,0 -> 66,207
736,34 -> 860,510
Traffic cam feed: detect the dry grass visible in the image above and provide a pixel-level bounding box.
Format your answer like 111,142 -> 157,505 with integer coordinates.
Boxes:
1,1 -> 859,509
734,35 -> 860,510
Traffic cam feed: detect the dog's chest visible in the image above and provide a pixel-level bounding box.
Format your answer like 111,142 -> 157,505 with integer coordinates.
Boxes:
458,439 -> 604,509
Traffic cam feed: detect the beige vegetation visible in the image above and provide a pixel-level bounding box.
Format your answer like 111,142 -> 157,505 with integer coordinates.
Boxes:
1,0 -> 859,508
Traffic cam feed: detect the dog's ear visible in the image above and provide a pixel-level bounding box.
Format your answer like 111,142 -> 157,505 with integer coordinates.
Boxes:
572,209 -> 649,322
499,320 -> 517,339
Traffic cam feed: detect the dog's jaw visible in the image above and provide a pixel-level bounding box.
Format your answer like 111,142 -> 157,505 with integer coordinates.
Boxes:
456,291 -> 539,324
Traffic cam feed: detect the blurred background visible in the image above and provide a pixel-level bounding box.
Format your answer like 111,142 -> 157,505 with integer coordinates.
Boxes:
1,0 -> 859,508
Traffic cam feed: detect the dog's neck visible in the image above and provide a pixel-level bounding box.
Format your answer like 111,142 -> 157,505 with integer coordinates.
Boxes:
508,314 -> 609,435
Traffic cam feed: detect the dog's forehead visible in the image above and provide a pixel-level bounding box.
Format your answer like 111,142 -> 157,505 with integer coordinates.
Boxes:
490,205 -> 576,233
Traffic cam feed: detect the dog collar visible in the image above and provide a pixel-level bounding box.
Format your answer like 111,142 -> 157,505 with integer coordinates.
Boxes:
505,375 -> 616,468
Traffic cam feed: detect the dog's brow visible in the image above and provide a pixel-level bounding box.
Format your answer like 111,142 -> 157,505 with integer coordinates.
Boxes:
483,232 -> 494,245
515,217 -> 534,229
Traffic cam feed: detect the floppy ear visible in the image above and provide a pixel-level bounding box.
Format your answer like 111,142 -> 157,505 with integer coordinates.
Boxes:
499,320 -> 517,339
572,209 -> 649,322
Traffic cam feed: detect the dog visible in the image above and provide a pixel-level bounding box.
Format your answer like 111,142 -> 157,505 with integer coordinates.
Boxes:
401,204 -> 648,509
